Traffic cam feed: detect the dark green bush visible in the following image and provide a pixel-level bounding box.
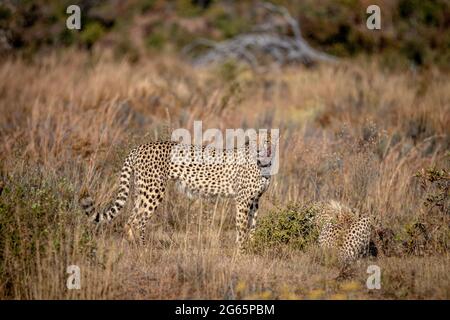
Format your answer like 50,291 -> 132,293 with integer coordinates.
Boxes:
176,0 -> 204,17
145,32 -> 166,50
80,21 -> 105,48
138,0 -> 157,13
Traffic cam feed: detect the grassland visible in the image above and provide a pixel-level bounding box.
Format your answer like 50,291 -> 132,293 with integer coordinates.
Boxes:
0,50 -> 448,299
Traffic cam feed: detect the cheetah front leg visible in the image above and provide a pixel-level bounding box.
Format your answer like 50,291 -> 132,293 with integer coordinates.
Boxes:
247,198 -> 260,242
235,201 -> 249,253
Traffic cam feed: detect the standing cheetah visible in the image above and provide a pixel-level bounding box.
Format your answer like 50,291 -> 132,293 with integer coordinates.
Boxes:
80,133 -> 275,251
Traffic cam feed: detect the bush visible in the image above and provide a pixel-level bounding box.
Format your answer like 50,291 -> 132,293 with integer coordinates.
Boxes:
251,203 -> 321,253
176,0 -> 203,17
415,165 -> 449,215
80,22 -> 105,49
0,168 -> 95,298
138,0 -> 157,13
145,32 -> 166,50
212,11 -> 248,38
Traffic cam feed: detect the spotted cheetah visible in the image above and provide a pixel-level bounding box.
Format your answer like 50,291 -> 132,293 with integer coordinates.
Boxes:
80,133 -> 275,251
313,200 -> 372,265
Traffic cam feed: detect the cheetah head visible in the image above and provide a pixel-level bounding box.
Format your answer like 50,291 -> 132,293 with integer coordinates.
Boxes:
246,130 -> 279,175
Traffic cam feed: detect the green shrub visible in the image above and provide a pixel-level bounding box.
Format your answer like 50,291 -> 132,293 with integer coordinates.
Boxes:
168,22 -> 196,49
59,28 -> 75,46
80,22 -> 105,48
396,218 -> 448,256
390,163 -> 450,256
145,32 -> 166,50
176,0 -> 203,17
138,0 -> 157,13
415,166 -> 449,215
0,4 -> 12,21
217,59 -> 240,83
207,6 -> 248,39
0,168 -> 95,298
251,203 -> 321,253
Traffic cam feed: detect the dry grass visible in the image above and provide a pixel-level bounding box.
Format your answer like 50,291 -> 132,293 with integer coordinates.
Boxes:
0,50 -> 449,299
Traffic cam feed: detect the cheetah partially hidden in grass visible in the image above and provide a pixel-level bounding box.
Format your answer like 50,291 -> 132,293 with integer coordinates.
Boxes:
80,132 -> 276,252
313,200 -> 372,265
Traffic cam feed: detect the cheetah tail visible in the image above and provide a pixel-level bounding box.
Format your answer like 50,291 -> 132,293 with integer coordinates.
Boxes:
80,150 -> 135,223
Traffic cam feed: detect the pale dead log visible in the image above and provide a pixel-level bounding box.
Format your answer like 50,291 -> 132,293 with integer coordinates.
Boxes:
183,2 -> 337,68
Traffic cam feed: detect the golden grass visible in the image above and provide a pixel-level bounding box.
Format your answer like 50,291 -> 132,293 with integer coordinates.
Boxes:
0,50 -> 448,299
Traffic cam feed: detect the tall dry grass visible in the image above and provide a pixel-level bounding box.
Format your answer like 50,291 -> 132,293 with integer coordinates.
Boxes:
0,50 -> 449,299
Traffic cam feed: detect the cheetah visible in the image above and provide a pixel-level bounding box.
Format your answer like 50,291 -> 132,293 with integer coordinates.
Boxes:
313,200 -> 372,265
80,133 -> 276,251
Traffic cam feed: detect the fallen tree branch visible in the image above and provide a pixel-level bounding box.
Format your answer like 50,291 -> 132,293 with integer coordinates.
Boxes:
183,2 -> 337,68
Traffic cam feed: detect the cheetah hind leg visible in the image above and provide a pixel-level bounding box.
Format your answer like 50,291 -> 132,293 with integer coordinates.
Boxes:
124,195 -> 144,244
127,184 -> 166,246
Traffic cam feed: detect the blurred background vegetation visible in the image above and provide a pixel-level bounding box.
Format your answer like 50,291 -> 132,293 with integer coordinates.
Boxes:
1,0 -> 449,69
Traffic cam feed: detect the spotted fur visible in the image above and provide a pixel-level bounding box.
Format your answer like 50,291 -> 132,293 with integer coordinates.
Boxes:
314,200 -> 372,265
80,136 -> 274,251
